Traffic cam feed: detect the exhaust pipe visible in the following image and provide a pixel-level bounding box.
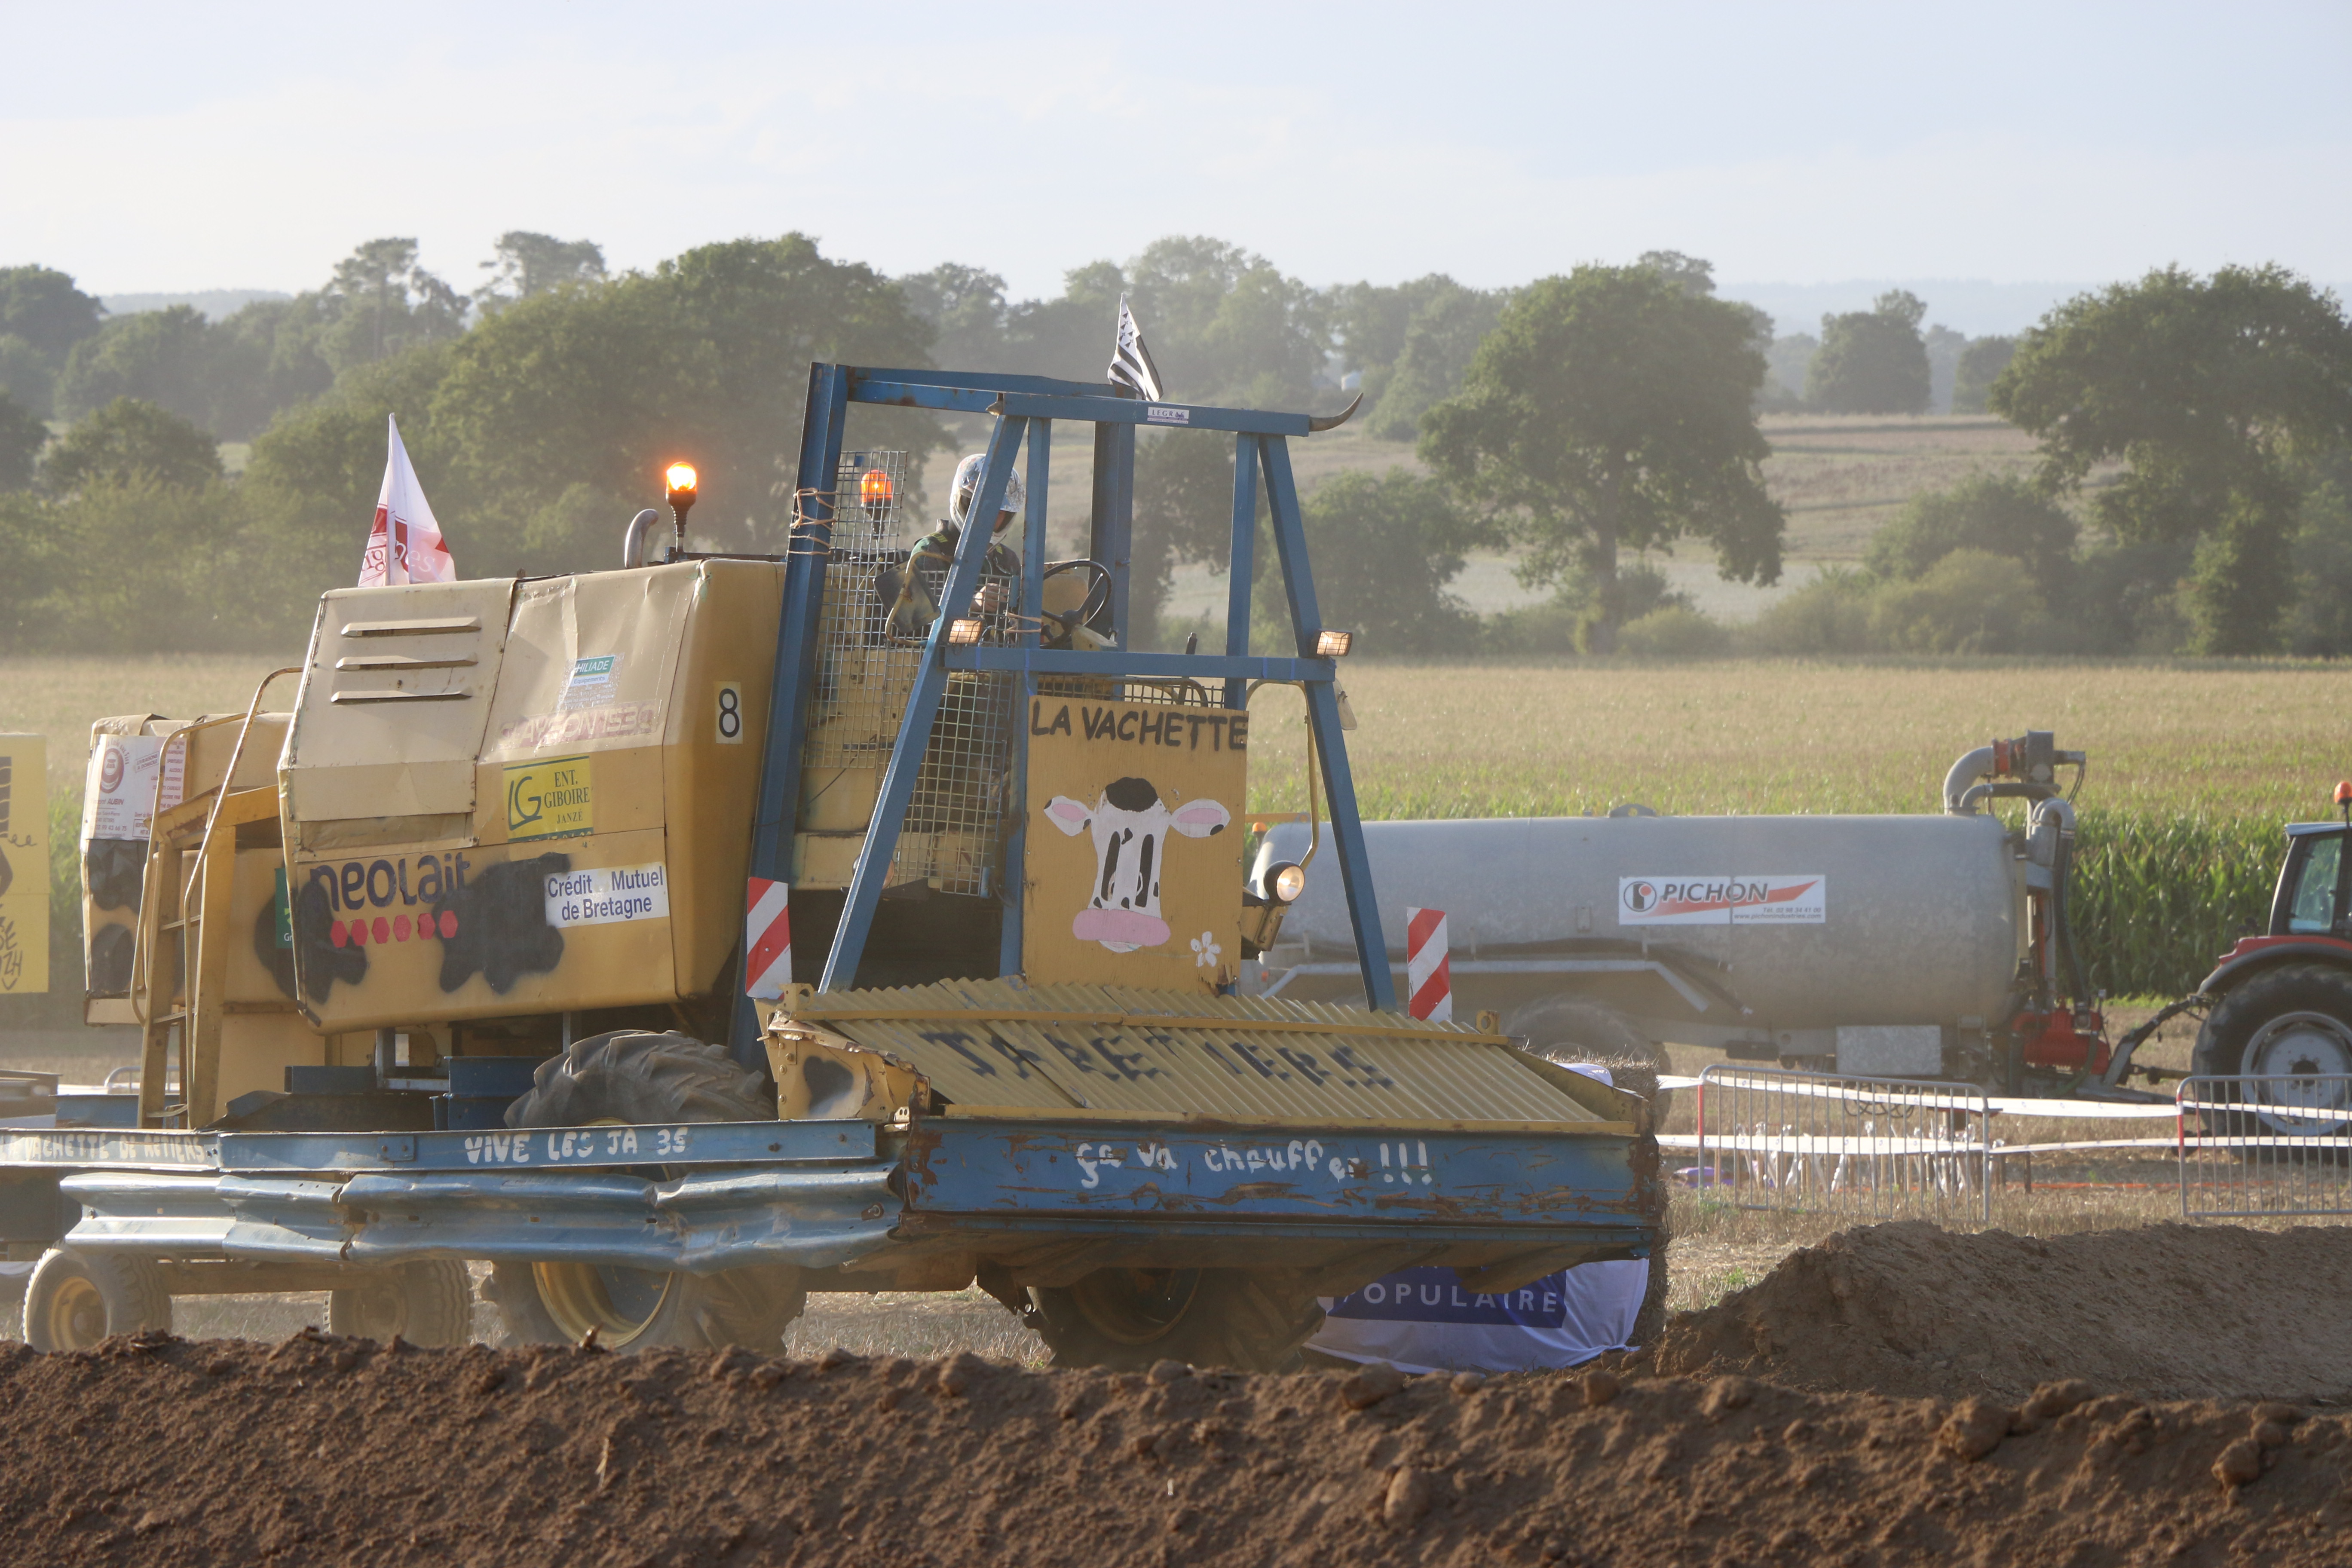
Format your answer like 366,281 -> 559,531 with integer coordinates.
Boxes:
622,508 -> 661,569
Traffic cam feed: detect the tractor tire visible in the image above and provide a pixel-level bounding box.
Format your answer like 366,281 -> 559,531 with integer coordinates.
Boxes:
487,1030 -> 805,1352
23,1248 -> 171,1351
1026,1268 -> 1324,1372
1504,995 -> 1674,1123
2192,964 -> 2352,1148
329,1260 -> 475,1346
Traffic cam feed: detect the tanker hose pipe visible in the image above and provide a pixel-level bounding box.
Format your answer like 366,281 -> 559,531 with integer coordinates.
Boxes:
1943,745 -> 1997,814
622,508 -> 660,569
2034,798 -> 2090,1003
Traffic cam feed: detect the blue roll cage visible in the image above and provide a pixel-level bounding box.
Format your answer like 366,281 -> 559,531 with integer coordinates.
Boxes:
725,365 -> 1393,1063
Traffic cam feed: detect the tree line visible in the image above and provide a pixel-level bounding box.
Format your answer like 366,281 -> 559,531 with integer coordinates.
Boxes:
1,238 -> 2348,661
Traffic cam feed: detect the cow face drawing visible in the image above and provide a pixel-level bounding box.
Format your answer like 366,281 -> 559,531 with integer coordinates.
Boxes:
1043,776 -> 1230,952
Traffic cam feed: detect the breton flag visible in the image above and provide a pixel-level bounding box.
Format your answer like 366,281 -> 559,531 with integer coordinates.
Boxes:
359,415 -> 456,586
1107,296 -> 1166,402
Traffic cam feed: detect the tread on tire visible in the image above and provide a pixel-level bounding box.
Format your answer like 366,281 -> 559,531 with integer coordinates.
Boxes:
489,1030 -> 805,1351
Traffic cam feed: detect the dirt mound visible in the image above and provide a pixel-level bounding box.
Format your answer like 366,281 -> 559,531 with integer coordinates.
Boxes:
1654,1221 -> 2352,1403
6,1329 -> 2352,1565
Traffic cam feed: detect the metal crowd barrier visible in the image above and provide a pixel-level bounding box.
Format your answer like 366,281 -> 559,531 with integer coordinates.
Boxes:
2177,1074 -> 2352,1219
1692,1066 -> 1994,1226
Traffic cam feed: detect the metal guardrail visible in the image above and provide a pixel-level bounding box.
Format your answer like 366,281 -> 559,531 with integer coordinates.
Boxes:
2178,1074 -> 2352,1219
1693,1066 -> 1993,1226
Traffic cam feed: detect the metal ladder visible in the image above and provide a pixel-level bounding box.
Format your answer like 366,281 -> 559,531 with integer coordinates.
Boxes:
127,669 -> 303,1128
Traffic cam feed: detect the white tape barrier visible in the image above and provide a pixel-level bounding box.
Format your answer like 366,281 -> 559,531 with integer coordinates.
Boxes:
1662,1073 -> 2185,1118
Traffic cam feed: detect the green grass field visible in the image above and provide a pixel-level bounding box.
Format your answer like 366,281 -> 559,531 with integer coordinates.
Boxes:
1242,658 -> 2345,821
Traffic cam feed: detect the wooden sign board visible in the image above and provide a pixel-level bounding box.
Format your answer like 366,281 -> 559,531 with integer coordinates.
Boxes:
1021,696 -> 1246,992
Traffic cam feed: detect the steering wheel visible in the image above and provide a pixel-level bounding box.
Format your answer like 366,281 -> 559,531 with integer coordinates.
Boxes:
1041,559 -> 1114,636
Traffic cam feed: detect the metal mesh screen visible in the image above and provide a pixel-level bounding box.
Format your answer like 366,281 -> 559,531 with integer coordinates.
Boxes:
1037,677 -> 1221,707
802,449 -> 1012,897
1694,1065 -> 1994,1226
2179,1075 -> 2352,1218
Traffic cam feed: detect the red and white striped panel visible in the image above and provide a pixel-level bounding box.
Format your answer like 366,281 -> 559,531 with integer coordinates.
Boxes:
1405,906 -> 1451,1023
745,878 -> 793,1000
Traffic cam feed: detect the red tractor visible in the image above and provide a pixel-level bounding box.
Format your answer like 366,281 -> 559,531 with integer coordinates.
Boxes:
2177,782 -> 2352,1134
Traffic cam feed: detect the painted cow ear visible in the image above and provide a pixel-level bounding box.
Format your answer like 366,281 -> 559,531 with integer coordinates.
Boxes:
1168,799 -> 1231,837
1043,796 -> 1093,835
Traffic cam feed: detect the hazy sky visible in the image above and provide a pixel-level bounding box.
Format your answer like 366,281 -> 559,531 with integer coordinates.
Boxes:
8,1 -> 2347,309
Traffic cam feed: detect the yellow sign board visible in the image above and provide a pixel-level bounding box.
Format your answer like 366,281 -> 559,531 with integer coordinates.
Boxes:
504,754 -> 594,842
1022,696 -> 1246,992
0,736 -> 48,994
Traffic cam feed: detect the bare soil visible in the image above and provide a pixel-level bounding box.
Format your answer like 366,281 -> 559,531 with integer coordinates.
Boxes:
1653,1221 -> 2352,1405
6,1325 -> 2352,1566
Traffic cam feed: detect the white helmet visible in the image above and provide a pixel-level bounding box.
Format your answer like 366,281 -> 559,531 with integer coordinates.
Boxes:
950,453 -> 1026,531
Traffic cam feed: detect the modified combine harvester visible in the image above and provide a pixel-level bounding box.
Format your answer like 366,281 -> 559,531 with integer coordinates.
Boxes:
5,365 -> 1659,1363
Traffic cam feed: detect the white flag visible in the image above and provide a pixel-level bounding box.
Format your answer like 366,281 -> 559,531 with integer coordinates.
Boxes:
1108,295 -> 1166,403
359,415 -> 456,586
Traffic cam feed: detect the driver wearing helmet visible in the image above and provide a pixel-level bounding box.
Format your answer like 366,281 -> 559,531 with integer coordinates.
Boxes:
886,453 -> 1026,640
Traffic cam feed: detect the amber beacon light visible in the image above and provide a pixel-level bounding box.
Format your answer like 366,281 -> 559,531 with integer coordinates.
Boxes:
860,467 -> 894,515
663,462 -> 698,558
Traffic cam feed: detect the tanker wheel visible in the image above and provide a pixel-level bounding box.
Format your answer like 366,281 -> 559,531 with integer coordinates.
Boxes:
329,1260 -> 475,1346
1025,1268 -> 1324,1372
2193,965 -> 2352,1152
486,1029 -> 807,1351
23,1248 -> 172,1351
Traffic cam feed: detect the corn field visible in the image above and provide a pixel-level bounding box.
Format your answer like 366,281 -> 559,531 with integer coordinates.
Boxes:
2068,808 -> 2280,998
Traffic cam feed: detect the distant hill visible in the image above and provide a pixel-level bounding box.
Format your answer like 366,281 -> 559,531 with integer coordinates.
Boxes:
99,289 -> 294,321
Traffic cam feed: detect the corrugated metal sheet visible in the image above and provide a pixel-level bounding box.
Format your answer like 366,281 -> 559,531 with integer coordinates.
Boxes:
785,980 -> 1605,1126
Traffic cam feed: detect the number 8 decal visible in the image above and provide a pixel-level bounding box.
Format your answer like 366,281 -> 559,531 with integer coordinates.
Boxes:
715,682 -> 744,744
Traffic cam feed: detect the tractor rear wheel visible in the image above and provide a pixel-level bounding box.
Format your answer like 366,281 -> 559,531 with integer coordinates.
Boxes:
329,1260 -> 475,1346
23,1248 -> 171,1351
2193,964 -> 2352,1148
1025,1268 -> 1323,1372
485,1030 -> 807,1352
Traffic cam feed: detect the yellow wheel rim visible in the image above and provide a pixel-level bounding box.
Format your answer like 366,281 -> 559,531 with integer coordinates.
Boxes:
40,1274 -> 109,1350
528,1118 -> 678,1348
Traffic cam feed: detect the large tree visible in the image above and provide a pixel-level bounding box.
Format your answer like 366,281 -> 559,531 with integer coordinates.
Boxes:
0,391 -> 46,490
1991,264 -> 2352,652
0,266 -> 104,362
322,238 -> 467,373
42,397 -> 222,493
475,231 -> 606,306
428,233 -> 936,566
1420,263 -> 1784,651
1807,289 -> 1931,414
1951,335 -> 2016,414
53,304 -> 214,425
1363,281 -> 1504,441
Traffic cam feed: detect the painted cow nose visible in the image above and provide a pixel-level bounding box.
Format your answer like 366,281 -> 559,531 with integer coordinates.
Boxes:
1073,908 -> 1171,947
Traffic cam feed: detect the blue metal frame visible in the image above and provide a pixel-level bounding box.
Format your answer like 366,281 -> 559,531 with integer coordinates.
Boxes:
728,363 -> 848,1066
998,418 -> 1053,976
902,1117 -> 1647,1228
747,365 -> 1394,1008
820,414 -> 1031,989
1223,434 -> 1259,709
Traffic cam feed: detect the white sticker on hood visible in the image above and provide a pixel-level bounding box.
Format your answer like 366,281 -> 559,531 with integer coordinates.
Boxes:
1618,876 -> 1825,925
545,863 -> 670,928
